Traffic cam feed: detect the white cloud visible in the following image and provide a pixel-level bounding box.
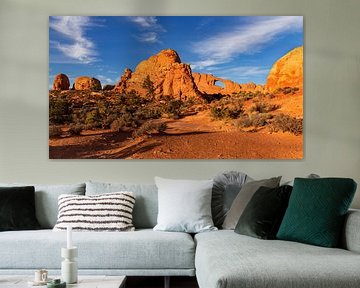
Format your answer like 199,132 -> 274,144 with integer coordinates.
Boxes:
128,16 -> 165,44
136,32 -> 159,43
128,16 -> 158,28
192,16 -> 302,67
50,16 -> 98,64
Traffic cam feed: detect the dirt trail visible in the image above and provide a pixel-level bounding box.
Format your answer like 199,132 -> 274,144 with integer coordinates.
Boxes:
49,111 -> 303,159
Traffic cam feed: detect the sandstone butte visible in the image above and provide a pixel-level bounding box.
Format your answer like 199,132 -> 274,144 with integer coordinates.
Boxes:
115,49 -> 201,99
266,46 -> 303,92
73,76 -> 102,91
52,73 -> 70,91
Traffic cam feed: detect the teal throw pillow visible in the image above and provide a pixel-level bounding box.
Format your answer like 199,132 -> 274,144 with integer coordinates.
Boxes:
277,178 -> 357,247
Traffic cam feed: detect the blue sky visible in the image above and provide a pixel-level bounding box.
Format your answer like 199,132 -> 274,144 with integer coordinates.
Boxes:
49,16 -> 303,88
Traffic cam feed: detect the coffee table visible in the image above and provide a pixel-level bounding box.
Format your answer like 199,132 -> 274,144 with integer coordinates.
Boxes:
0,275 -> 126,288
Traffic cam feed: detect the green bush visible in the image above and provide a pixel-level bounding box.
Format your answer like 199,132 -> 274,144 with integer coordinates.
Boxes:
270,113 -> 303,135
49,96 -> 71,124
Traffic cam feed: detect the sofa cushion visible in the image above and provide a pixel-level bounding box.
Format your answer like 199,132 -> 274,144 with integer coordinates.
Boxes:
234,185 -> 292,239
277,178 -> 357,247
0,229 -> 195,271
0,183 -> 86,229
212,171 -> 249,228
53,192 -> 136,232
195,230 -> 360,288
153,177 -> 216,233
222,177 -> 281,229
0,186 -> 40,231
86,181 -> 158,229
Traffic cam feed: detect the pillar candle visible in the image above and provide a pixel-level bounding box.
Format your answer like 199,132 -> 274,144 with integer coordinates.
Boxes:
67,225 -> 72,249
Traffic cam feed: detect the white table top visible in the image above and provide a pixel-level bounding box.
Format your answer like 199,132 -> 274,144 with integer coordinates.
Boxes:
0,275 -> 126,288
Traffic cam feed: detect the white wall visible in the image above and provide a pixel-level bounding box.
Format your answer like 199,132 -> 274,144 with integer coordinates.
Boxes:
0,0 -> 359,208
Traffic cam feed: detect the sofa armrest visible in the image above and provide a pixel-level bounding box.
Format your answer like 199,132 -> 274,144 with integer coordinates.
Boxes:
342,209 -> 360,253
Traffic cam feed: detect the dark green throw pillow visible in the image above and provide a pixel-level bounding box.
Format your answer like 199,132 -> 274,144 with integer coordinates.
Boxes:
0,186 -> 41,231
235,185 -> 293,239
277,178 -> 357,247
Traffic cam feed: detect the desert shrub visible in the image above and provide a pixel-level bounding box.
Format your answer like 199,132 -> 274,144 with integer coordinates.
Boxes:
136,106 -> 162,120
164,99 -> 183,118
85,110 -> 101,128
249,103 -> 281,113
132,121 -> 167,138
276,87 -> 299,95
49,125 -> 62,138
49,96 -> 71,124
110,113 -> 139,132
210,102 -> 244,120
68,123 -> 83,135
236,113 -> 273,128
270,113 -> 303,135
142,75 -> 155,100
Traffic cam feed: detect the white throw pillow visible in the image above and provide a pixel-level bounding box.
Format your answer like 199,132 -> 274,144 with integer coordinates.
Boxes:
53,192 -> 135,231
153,177 -> 217,233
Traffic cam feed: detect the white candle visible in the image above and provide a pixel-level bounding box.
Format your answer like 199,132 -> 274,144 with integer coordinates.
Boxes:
67,225 -> 72,249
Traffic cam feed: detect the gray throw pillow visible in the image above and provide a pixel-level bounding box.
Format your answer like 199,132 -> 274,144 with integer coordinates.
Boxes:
0,183 -> 85,228
212,171 -> 250,228
86,181 -> 158,229
222,177 -> 281,230
153,177 -> 217,233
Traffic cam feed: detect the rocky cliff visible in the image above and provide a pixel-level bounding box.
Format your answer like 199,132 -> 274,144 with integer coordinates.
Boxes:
115,49 -> 200,99
266,46 -> 303,91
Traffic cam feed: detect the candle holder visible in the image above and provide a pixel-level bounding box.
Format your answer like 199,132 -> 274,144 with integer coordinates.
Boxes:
61,247 -> 78,284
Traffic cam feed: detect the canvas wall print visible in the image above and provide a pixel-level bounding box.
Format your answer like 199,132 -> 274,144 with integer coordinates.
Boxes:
49,16 -> 303,159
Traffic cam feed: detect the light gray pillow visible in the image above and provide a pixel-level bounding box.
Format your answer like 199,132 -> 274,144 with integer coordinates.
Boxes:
153,177 -> 217,233
0,183 -> 85,228
222,177 -> 281,230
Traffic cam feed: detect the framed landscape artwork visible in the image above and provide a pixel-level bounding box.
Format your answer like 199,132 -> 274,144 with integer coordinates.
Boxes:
49,16 -> 303,159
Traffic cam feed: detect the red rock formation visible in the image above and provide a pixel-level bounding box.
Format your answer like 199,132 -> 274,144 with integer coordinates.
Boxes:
114,49 -> 200,99
266,46 -> 303,92
74,76 -> 102,91
192,73 -> 263,95
114,68 -> 132,93
52,73 -> 70,91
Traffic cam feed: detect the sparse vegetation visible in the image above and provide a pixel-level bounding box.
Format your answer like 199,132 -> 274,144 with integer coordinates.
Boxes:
270,113 -> 303,135
235,113 -> 273,128
132,121 -> 167,138
276,87 -> 299,95
249,102 -> 281,113
49,96 -> 72,124
68,123 -> 83,135
49,125 -> 62,138
142,75 -> 155,100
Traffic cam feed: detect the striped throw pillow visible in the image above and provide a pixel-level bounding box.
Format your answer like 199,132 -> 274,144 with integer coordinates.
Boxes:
53,192 -> 136,231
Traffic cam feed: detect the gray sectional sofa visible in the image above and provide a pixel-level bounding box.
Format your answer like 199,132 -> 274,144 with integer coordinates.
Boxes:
0,181 -> 360,288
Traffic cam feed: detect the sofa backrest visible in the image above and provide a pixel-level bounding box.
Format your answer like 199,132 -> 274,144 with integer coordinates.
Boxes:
0,182 -> 86,228
86,181 -> 158,229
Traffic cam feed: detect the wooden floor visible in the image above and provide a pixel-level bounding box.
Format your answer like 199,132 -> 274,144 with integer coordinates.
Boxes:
126,276 -> 199,288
